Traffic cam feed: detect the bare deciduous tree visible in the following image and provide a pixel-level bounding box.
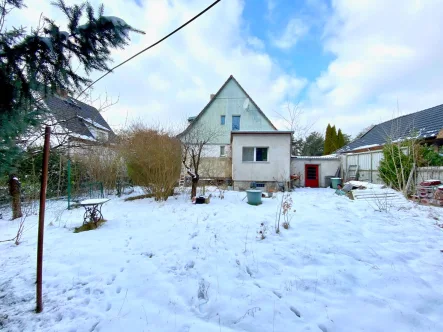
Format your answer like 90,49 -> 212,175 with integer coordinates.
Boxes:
274,102 -> 315,155
179,124 -> 222,199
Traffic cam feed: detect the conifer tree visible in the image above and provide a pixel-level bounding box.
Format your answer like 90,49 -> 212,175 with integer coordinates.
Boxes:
302,131 -> 324,156
324,124 -> 332,155
337,129 -> 345,149
330,125 -> 338,152
0,0 -> 143,174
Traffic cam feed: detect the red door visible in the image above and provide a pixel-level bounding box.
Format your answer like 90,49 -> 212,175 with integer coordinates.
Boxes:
305,165 -> 319,187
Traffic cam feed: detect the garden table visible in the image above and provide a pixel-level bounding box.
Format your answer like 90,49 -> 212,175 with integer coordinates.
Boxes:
79,198 -> 110,225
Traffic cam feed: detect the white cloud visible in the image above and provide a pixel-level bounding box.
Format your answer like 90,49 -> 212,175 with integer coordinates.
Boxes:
266,0 -> 276,20
6,0 -> 306,132
305,0 -> 443,136
247,36 -> 265,50
273,18 -> 309,49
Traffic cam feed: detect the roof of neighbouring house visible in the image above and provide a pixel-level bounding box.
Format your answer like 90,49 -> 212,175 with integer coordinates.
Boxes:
43,94 -> 116,141
338,103 -> 443,153
231,130 -> 293,135
178,75 -> 277,138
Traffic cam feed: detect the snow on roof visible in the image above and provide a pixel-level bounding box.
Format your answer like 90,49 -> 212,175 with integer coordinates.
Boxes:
348,143 -> 380,150
232,130 -> 293,135
77,116 -> 111,132
292,154 -> 340,160
69,132 -> 97,142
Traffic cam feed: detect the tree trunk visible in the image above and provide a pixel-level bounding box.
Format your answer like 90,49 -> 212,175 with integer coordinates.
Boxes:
9,175 -> 22,220
191,177 -> 199,199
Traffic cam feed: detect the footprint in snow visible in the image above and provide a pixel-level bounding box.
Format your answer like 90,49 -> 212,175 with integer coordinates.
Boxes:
318,324 -> 328,332
179,325 -> 191,332
116,286 -> 122,294
120,267 -> 125,272
185,261 -> 195,270
93,288 -> 104,296
106,303 -> 112,312
273,290 -> 282,299
106,274 -> 116,285
290,306 -> 301,317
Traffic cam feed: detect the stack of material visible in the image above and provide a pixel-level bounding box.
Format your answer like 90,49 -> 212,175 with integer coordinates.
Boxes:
433,185 -> 443,206
416,180 -> 442,205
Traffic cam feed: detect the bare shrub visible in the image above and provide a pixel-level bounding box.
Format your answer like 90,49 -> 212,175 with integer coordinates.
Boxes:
276,193 -> 295,232
75,146 -> 126,194
119,124 -> 181,201
0,186 -> 39,245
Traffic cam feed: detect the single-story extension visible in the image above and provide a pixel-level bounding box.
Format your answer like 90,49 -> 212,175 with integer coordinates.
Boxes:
231,131 -> 292,191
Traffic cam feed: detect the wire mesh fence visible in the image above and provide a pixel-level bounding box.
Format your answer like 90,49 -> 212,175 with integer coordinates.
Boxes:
0,149 -> 133,220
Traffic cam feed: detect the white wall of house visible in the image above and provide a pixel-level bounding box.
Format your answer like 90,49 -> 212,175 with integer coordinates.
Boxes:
232,133 -> 291,183
189,78 -> 276,145
201,144 -> 231,158
291,157 -> 340,187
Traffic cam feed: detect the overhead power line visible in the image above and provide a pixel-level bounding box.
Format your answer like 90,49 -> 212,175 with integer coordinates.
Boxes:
76,0 -> 222,98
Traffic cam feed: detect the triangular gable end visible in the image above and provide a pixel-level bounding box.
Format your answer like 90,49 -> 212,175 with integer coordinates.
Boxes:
179,75 -> 277,137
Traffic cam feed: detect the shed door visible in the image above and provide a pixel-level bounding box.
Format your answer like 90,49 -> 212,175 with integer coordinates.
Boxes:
305,164 -> 319,188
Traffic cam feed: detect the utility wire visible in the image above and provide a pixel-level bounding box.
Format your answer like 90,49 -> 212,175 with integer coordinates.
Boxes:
76,0 -> 222,98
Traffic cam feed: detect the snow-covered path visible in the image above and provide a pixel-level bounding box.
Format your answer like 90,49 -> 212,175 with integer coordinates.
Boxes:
1,188 -> 442,332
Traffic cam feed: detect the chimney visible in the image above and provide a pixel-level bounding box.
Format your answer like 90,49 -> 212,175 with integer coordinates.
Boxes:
56,87 -> 69,99
210,94 -> 215,100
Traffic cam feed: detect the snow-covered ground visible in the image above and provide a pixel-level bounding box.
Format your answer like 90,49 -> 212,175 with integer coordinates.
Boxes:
1,187 -> 443,332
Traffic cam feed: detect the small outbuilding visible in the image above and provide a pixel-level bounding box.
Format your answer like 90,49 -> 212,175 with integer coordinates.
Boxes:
291,155 -> 341,188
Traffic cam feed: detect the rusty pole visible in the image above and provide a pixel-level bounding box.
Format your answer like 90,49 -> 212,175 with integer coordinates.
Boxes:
36,126 -> 50,313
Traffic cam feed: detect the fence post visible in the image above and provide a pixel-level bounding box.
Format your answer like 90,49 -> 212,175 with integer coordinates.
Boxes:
36,126 -> 50,313
67,159 -> 71,210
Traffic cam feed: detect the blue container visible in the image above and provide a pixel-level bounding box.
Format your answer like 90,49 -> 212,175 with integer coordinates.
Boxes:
331,177 -> 342,189
246,189 -> 262,205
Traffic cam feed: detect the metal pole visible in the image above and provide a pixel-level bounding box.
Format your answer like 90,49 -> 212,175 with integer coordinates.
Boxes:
36,126 -> 50,313
67,159 -> 71,210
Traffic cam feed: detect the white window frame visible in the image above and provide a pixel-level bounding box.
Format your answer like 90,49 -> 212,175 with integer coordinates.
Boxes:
242,147 -> 269,162
220,145 -> 226,157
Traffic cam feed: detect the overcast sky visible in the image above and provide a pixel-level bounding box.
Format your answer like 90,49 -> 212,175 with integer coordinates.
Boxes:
9,0 -> 443,137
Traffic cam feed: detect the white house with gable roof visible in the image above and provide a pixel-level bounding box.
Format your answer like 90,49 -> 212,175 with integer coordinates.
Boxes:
178,75 -> 292,190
